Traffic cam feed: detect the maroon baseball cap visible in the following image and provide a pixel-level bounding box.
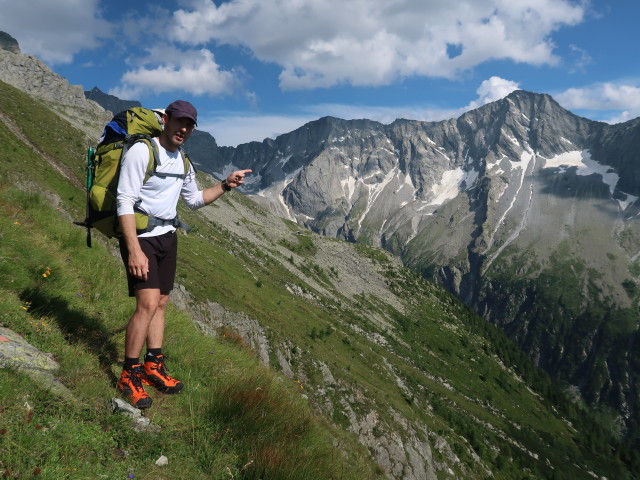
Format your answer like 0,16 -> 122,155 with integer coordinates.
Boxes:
165,100 -> 197,126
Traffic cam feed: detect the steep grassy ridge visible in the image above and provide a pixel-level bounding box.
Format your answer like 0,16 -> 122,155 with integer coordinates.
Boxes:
0,82 -> 380,479
476,241 -> 640,445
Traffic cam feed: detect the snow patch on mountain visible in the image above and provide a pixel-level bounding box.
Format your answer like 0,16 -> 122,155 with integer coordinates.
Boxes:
543,150 -> 619,195
341,175 -> 357,201
254,167 -> 303,221
620,193 -> 639,212
502,128 -> 521,147
427,167 -> 479,206
486,155 -> 507,177
485,151 -> 536,253
358,167 -> 399,230
278,155 -> 292,167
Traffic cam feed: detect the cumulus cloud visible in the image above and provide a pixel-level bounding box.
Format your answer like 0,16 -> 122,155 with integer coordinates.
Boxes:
465,77 -> 521,110
555,82 -> 640,123
110,47 -> 240,99
0,0 -> 111,65
201,113 -> 318,148
170,0 -> 585,90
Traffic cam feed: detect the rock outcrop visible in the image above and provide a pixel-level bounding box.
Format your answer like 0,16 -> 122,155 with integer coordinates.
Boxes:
0,36 -> 110,138
0,31 -> 20,54
0,326 -> 71,400
84,86 -> 141,115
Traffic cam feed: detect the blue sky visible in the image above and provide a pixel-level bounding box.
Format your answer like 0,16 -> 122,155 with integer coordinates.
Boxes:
0,0 -> 638,146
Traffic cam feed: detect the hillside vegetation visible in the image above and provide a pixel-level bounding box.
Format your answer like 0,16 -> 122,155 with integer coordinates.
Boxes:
0,80 -> 637,479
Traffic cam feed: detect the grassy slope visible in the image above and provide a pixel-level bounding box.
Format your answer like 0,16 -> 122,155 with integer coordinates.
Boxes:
0,82 -> 380,480
0,80 -> 636,479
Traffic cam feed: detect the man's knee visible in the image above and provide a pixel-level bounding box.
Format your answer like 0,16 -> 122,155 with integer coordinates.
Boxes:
134,289 -> 162,314
158,294 -> 170,310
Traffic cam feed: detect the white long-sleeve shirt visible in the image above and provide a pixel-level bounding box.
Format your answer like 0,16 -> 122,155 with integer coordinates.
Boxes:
116,137 -> 205,237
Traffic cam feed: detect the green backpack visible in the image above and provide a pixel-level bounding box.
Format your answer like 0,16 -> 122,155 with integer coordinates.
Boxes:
75,107 -> 192,247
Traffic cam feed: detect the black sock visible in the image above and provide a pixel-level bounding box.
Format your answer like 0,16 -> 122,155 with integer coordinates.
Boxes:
146,348 -> 163,359
124,357 -> 140,369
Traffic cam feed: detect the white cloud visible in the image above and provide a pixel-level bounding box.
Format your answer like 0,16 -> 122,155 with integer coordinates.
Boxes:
201,113 -> 318,147
170,0 -> 585,90
110,47 -> 239,99
203,76 -> 520,146
0,0 -> 111,65
465,76 -> 521,110
568,44 -> 593,73
555,82 -> 640,123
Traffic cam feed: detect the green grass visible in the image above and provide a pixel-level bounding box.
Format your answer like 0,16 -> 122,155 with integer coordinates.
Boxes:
0,182 -> 380,480
279,234 -> 318,257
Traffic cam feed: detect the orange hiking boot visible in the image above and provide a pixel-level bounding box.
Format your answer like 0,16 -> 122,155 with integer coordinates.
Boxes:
118,364 -> 152,409
143,354 -> 184,394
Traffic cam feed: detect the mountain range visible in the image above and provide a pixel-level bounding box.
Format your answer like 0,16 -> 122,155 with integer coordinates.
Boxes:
187,90 -> 640,443
1,33 -> 639,478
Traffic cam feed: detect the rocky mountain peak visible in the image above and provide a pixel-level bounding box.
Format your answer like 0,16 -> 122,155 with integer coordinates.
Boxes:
0,44 -> 111,138
0,31 -> 20,54
456,89 -> 595,157
84,86 -> 141,115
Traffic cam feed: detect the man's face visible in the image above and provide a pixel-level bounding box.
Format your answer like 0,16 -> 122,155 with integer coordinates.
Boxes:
160,114 -> 196,152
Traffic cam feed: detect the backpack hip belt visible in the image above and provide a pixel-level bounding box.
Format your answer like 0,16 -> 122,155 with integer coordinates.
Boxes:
144,213 -> 191,234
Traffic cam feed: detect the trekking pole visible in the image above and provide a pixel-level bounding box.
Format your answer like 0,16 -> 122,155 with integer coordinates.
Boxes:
85,147 -> 95,247
87,146 -> 95,191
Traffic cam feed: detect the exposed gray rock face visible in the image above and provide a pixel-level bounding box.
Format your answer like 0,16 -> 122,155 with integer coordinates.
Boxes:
0,326 -> 72,399
0,31 -> 20,54
0,50 -> 92,110
172,285 -> 272,365
0,49 -> 110,138
193,91 -> 640,434
183,129 -> 220,166
84,86 -> 141,115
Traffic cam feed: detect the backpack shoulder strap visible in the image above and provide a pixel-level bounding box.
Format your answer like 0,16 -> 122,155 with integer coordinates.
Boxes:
145,145 -> 193,180
124,135 -> 158,183
179,148 -> 195,177
127,137 -> 193,181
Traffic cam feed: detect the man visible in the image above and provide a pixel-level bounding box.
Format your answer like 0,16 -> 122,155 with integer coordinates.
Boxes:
116,100 -> 251,408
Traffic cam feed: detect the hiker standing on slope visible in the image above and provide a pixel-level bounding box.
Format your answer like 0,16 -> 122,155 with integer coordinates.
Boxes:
116,100 -> 251,408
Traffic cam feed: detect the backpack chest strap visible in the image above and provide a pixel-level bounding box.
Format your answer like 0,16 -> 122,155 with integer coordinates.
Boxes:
147,170 -> 187,179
